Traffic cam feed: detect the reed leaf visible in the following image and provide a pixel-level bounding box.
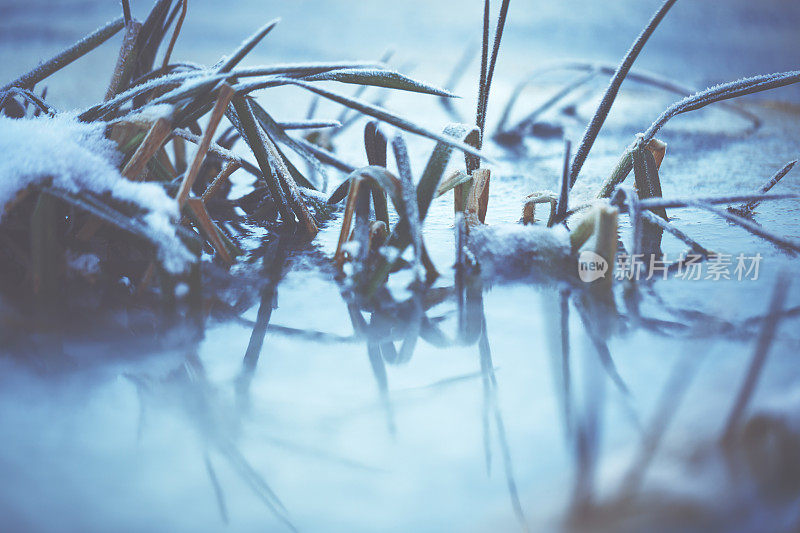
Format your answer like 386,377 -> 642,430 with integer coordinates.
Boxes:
1,17 -> 125,92
258,78 -> 492,162
569,0 -> 678,188
642,70 -> 800,142
301,68 -> 457,97
249,99 -> 325,189
217,19 -> 281,74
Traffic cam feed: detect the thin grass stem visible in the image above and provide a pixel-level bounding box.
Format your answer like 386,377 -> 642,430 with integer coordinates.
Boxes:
2,17 -> 126,92
568,0 -> 678,188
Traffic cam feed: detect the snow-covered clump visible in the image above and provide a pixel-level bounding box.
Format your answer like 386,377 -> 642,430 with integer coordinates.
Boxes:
0,114 -> 191,272
467,223 -> 572,281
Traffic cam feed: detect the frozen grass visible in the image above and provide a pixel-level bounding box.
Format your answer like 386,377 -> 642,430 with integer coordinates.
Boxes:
0,0 -> 491,320
2,1 -> 800,531
0,113 -> 190,272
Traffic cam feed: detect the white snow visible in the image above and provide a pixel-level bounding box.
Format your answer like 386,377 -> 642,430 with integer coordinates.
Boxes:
297,186 -> 329,203
0,114 -> 191,272
117,103 -> 175,125
88,70 -> 204,118
467,223 -> 571,280
65,251 -> 101,276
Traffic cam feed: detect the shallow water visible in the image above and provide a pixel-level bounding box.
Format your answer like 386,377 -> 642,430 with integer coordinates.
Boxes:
1,1 -> 800,531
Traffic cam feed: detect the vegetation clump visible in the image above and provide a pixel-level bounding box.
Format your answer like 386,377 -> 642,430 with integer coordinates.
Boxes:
0,0 -> 486,337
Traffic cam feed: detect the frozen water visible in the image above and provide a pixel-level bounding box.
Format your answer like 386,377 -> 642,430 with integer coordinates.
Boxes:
1,0 -> 800,531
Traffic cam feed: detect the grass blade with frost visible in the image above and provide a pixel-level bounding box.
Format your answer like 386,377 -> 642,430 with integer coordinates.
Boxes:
253,78 -> 493,162
277,119 -> 341,130
618,192 -> 800,211
364,121 -> 390,224
693,202 -> 800,254
554,140 -> 572,225
0,88 -> 54,117
733,160 -> 797,214
331,50 -> 395,130
2,17 -> 125,91
475,0 -> 490,144
642,70 -> 800,142
234,61 -> 384,79
569,0 -> 678,188
476,0 -> 511,138
88,62 -> 386,118
297,138 -> 357,173
160,0 -> 187,69
230,97 -> 294,224
301,68 -> 457,97
249,99 -> 326,189
417,123 -> 482,220
260,130 -> 319,235
392,134 -> 425,280
362,123 -> 480,294
217,19 -> 281,73
639,210 -> 713,258
130,0 -> 175,89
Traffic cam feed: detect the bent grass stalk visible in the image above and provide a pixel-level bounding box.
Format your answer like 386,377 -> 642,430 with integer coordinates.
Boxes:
569,0 -> 678,189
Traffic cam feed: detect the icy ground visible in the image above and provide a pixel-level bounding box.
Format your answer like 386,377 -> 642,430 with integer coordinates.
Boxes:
1,1 -> 799,532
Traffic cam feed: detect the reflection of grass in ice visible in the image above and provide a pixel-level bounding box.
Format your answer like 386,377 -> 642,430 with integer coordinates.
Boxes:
325,0 -> 800,529
130,349 -> 379,530
3,0 -> 800,531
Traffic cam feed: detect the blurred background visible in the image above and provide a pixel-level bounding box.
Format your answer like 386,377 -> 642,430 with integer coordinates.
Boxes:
1,0 -> 798,109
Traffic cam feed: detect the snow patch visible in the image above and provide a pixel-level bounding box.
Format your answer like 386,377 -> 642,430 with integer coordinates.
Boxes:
467,223 -> 572,280
0,114 -> 191,272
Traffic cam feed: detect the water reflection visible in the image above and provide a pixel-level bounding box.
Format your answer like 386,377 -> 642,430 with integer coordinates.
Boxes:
2,233 -> 800,531
211,223 -> 797,531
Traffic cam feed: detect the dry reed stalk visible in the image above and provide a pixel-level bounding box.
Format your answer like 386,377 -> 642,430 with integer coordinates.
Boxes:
76,116 -> 175,241
177,84 -> 236,206
260,133 -> 319,236
465,168 -> 491,225
121,116 -> 174,180
520,192 -> 557,225
161,0 -> 188,70
1,17 -> 125,92
171,128 -> 242,164
105,20 -> 142,100
202,161 -> 242,202
334,177 -> 363,267
186,198 -> 234,266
